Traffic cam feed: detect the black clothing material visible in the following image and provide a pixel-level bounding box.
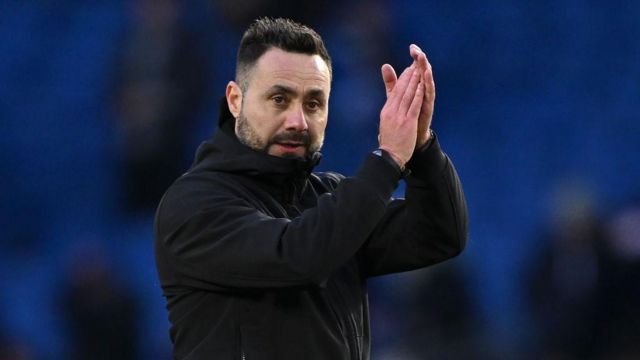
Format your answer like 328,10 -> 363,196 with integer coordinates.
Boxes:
154,100 -> 468,359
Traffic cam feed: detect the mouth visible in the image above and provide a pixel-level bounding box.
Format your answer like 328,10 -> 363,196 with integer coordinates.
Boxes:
276,142 -> 304,150
267,132 -> 311,158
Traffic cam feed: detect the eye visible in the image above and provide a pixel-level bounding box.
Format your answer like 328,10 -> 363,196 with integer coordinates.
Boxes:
306,100 -> 321,111
272,95 -> 286,105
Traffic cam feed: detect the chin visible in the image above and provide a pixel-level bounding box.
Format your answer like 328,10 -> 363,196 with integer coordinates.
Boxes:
277,152 -> 306,160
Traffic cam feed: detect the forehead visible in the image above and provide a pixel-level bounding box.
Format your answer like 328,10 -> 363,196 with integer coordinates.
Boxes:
250,47 -> 331,89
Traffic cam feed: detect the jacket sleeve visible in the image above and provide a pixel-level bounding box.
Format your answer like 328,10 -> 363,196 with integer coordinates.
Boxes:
155,154 -> 402,290
361,133 -> 468,277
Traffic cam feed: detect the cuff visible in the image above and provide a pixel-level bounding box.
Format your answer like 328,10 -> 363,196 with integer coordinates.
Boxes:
372,148 -> 411,177
405,131 -> 449,181
354,153 -> 401,202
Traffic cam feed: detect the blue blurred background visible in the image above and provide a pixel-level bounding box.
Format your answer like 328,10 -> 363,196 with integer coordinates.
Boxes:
1,1 -> 639,359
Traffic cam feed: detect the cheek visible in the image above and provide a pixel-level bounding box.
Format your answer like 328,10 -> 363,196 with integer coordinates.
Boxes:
311,117 -> 327,135
244,104 -> 281,135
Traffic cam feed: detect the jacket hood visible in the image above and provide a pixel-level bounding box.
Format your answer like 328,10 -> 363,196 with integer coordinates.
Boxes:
191,98 -> 322,179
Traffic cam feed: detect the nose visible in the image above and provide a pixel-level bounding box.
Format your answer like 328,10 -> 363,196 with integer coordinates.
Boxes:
283,105 -> 308,132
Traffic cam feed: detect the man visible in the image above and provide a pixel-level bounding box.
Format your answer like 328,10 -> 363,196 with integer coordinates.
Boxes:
155,17 -> 467,360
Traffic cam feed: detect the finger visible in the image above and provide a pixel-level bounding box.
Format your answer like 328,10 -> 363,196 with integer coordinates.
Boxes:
410,44 -> 429,75
419,72 -> 435,122
410,44 -> 425,63
388,64 -> 416,107
380,64 -> 397,98
423,62 -> 435,103
409,80 -> 424,119
398,66 -> 421,114
410,44 -> 420,61
419,52 -> 428,73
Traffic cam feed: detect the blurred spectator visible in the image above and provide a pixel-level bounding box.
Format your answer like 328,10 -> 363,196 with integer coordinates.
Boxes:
598,201 -> 640,358
371,262 -> 480,359
407,263 -> 480,359
0,330 -> 32,360
115,0 -> 209,213
61,246 -> 138,360
527,181 -> 607,359
330,0 -> 395,127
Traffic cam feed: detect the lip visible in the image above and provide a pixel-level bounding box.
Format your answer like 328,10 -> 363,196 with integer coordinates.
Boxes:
269,142 -> 307,158
273,143 -> 306,156
277,142 -> 303,148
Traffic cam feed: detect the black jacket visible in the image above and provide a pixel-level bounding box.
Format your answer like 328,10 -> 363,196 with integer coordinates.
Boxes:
154,101 -> 468,360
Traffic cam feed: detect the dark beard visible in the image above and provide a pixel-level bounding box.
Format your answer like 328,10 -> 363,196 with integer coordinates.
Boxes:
267,131 -> 311,150
236,113 -> 314,159
278,152 -> 304,160
236,113 -> 267,151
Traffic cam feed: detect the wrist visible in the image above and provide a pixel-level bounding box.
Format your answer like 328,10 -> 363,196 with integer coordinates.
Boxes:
373,148 -> 406,174
416,129 -> 434,149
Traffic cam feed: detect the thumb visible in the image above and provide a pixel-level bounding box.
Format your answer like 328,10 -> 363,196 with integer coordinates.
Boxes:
381,64 -> 397,98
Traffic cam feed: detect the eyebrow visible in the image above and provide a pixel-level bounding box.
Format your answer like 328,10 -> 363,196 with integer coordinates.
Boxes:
266,84 -> 326,100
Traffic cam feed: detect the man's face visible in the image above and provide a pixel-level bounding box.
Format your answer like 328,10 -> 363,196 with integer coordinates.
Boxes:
231,48 -> 331,159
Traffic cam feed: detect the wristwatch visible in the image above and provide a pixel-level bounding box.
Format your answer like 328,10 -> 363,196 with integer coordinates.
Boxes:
422,129 -> 435,149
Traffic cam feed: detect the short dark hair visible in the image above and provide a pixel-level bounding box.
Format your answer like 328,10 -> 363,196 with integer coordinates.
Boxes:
236,17 -> 332,90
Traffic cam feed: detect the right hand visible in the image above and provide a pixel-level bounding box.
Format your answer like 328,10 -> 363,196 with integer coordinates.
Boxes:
378,62 -> 423,169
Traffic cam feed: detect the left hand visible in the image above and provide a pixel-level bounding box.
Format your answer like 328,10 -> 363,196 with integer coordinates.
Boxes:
381,44 -> 435,148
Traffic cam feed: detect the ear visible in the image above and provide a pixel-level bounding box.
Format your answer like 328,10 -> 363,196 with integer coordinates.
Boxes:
226,81 -> 243,118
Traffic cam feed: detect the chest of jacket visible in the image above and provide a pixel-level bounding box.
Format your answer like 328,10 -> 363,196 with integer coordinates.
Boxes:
219,172 -> 369,359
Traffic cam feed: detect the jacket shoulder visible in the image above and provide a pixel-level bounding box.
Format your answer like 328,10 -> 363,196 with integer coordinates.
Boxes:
154,170 -> 247,236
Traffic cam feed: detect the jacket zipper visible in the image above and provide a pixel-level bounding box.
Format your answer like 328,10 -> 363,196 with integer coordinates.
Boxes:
239,328 -> 246,360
